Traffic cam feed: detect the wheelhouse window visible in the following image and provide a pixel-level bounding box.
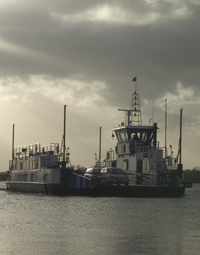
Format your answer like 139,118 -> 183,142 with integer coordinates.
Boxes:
130,132 -> 141,141
115,129 -> 128,143
128,127 -> 156,148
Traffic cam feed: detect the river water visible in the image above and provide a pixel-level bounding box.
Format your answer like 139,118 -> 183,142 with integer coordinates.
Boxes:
0,182 -> 199,255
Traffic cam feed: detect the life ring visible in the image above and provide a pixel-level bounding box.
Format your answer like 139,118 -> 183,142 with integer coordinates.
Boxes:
129,144 -> 135,154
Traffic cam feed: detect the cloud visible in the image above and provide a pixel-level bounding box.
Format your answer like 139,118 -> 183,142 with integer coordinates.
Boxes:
0,0 -> 200,170
51,0 -> 195,26
155,82 -> 196,112
0,94 -> 18,101
0,75 -> 108,108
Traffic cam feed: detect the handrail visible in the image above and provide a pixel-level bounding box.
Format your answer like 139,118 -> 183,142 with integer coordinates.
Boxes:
13,143 -> 59,158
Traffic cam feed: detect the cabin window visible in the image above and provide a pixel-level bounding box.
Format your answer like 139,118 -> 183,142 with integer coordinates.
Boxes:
18,174 -> 27,181
32,160 -> 36,170
144,158 -> 148,170
20,162 -> 23,170
124,160 -> 129,170
29,161 -> 32,170
121,130 -> 128,142
115,132 -> 120,142
121,144 -> 126,153
115,130 -> 128,143
142,132 -> 147,142
30,173 -> 34,182
119,132 -> 125,142
124,131 -> 128,141
41,157 -> 44,167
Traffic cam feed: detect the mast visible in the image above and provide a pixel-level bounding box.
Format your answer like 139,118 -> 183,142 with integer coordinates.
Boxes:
179,107 -> 183,165
12,124 -> 15,160
130,91 -> 142,125
130,76 -> 142,125
177,107 -> 183,180
63,105 -> 67,166
99,127 -> 102,167
165,99 -> 167,157
60,105 -> 68,187
119,77 -> 142,126
152,99 -> 154,124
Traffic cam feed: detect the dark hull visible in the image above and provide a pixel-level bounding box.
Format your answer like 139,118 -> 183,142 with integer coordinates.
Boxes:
93,185 -> 185,198
6,181 -> 185,197
6,182 -> 61,195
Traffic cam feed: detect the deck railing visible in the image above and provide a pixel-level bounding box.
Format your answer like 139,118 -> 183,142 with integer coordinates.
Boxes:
14,143 -> 59,158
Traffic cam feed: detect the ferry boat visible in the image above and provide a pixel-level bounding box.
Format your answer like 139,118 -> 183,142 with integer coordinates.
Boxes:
6,106 -> 93,195
6,83 -> 185,197
6,141 -> 95,195
94,80 -> 185,196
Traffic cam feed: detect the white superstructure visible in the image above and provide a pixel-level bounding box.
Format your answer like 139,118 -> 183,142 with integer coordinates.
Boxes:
104,89 -> 182,187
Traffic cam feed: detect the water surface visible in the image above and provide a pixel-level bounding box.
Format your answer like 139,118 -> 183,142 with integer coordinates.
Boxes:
0,182 -> 199,255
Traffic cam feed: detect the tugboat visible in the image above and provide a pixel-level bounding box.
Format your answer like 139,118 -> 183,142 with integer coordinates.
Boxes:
94,78 -> 185,197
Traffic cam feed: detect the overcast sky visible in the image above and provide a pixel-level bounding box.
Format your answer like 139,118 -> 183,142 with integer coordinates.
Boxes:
0,0 -> 200,170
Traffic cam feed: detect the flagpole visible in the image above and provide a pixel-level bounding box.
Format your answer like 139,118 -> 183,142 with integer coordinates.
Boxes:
132,76 -> 137,92
135,75 -> 137,92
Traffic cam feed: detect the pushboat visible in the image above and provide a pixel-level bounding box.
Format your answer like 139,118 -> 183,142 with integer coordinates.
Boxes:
92,78 -> 185,197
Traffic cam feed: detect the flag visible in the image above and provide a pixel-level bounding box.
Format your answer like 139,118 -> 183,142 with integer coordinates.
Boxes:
132,76 -> 137,82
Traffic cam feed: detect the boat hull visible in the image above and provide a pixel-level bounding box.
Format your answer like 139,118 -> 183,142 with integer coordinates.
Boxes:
6,181 -> 62,195
94,185 -> 185,197
6,181 -> 185,197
